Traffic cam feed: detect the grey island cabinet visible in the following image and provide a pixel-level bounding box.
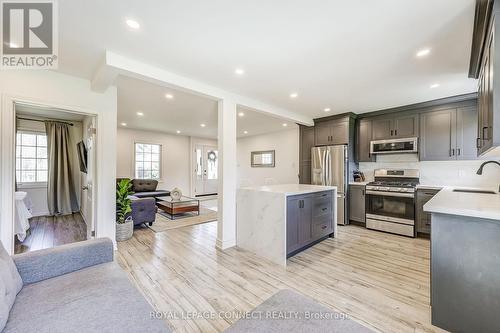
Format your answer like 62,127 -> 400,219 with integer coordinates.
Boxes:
424,187 -> 500,333
236,184 -> 337,266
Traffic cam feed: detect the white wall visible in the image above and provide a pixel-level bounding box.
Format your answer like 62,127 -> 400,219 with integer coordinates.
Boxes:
116,128 -> 191,194
359,154 -> 500,187
16,117 -> 83,217
0,70 -> 117,253
236,128 -> 299,187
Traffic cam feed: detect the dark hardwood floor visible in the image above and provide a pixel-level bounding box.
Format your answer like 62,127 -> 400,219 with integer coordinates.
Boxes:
15,213 -> 87,254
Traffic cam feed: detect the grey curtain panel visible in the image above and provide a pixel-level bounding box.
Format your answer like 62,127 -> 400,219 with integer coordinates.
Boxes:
45,121 -> 79,216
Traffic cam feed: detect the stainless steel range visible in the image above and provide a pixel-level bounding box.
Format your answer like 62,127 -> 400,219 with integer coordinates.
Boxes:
365,169 -> 419,237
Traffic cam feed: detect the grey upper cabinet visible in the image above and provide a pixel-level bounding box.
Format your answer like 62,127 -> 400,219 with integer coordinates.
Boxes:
314,122 -> 332,146
349,184 -> 365,224
469,2 -> 499,156
372,118 -> 393,140
420,109 -> 456,161
299,126 -> 315,184
393,114 -> 419,138
456,106 -> 479,160
420,107 -> 479,161
314,119 -> 349,146
356,119 -> 375,162
371,114 -> 418,140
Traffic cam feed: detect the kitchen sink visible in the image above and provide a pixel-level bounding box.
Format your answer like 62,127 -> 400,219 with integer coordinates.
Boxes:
453,189 -> 497,194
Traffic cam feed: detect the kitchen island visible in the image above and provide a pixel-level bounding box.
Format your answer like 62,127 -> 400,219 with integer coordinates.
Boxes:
237,184 -> 337,266
424,187 -> 500,333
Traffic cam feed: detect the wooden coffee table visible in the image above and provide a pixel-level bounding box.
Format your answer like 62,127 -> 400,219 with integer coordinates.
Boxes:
156,196 -> 200,220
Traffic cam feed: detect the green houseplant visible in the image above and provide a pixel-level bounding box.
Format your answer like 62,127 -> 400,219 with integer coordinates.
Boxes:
116,178 -> 134,241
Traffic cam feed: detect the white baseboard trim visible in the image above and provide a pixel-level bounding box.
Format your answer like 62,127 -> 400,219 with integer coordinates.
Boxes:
216,237 -> 236,250
31,210 -> 50,217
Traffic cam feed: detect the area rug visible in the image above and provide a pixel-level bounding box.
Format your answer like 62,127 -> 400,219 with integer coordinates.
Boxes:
224,289 -> 374,333
147,207 -> 217,232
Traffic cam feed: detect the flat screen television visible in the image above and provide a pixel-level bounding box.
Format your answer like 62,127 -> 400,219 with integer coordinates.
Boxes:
77,140 -> 88,173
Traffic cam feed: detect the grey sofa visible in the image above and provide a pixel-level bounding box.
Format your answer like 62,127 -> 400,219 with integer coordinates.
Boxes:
129,196 -> 157,226
130,179 -> 170,199
1,238 -> 170,333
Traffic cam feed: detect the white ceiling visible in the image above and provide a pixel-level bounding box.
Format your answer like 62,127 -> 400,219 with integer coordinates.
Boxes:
117,76 -> 296,138
58,0 -> 477,119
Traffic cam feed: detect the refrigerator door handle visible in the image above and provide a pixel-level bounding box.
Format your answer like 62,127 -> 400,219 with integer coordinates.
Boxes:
324,149 -> 329,186
327,149 -> 332,186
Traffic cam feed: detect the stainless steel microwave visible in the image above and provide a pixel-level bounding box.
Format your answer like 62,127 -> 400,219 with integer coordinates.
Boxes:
370,137 -> 418,154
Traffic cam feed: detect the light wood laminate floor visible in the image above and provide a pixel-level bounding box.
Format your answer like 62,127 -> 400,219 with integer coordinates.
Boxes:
117,222 -> 446,333
15,213 -> 87,254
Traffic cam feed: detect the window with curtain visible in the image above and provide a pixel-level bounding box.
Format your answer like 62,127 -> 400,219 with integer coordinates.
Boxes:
16,131 -> 48,183
135,143 -> 161,179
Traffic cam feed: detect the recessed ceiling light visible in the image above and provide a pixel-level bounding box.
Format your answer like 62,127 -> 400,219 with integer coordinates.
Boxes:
200,123 -> 206,127
126,19 -> 140,30
416,48 -> 431,57
282,123 -> 288,127
121,122 -> 127,126
238,112 -> 245,117
136,111 -> 144,116
235,68 -> 245,75
324,108 -> 331,112
243,130 -> 248,134
290,93 -> 298,99
176,130 -> 181,134
430,83 -> 440,88
165,93 -> 174,99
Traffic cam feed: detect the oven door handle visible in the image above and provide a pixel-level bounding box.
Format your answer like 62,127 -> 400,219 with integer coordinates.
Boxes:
365,190 -> 414,198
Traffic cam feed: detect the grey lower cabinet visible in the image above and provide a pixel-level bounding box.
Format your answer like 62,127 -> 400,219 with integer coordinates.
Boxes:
287,191 -> 334,257
416,188 -> 440,235
348,184 -> 365,224
419,107 -> 478,161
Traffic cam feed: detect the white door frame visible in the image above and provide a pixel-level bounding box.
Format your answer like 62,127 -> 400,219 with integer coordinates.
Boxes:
1,94 -> 99,254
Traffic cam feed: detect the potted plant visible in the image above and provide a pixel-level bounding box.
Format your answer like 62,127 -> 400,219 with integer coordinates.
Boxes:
116,178 -> 133,241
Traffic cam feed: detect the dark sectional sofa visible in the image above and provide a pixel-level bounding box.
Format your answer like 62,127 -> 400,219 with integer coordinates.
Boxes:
117,179 -> 170,227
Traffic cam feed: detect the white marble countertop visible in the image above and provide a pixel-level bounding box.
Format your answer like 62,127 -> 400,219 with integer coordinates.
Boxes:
416,184 -> 444,190
424,186 -> 500,220
349,181 -> 369,186
239,184 -> 337,196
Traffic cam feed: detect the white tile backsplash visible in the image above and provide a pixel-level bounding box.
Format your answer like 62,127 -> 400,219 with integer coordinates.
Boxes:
358,154 -> 500,187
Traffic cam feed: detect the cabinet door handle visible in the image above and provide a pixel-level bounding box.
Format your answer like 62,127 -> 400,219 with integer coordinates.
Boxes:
390,130 -> 394,136
451,148 -> 455,156
482,126 -> 489,140
394,129 -> 397,136
477,138 -> 482,148
322,207 -> 327,211
457,148 -> 461,156
321,225 -> 327,230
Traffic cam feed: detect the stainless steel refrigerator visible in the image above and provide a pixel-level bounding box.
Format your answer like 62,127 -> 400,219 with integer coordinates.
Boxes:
311,145 -> 348,225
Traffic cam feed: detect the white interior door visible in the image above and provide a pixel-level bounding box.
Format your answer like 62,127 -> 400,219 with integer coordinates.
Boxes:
194,145 -> 218,196
81,116 -> 96,238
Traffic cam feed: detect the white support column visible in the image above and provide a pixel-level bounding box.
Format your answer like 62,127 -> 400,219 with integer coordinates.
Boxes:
217,99 -> 237,250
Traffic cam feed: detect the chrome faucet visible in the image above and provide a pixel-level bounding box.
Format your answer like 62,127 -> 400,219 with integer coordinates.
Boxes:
476,161 -> 500,192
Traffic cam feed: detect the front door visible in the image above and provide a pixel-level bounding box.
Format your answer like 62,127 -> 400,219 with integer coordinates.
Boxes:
194,145 -> 218,196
